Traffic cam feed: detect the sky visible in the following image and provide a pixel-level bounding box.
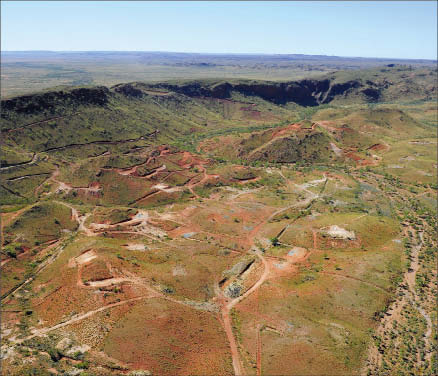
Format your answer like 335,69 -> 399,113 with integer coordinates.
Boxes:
2,1 -> 437,59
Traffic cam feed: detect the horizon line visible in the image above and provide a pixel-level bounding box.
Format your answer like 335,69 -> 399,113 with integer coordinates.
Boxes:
2,50 -> 437,62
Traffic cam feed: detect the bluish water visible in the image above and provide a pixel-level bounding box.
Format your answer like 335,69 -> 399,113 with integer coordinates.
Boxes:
182,232 -> 196,239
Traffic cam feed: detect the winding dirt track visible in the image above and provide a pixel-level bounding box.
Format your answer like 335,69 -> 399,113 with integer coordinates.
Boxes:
218,171 -> 322,375
1,240 -> 62,301
221,306 -> 245,376
55,201 -> 94,236
0,153 -> 38,171
2,112 -> 81,133
2,199 -> 94,302
17,296 -> 149,344
11,269 -> 219,346
4,156 -> 330,375
219,249 -> 270,376
405,232 -> 433,360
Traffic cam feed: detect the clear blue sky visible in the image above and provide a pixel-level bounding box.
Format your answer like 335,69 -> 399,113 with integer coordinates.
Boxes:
2,1 -> 437,59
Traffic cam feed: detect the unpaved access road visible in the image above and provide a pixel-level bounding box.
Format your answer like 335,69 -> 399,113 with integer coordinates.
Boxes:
16,296 -> 149,344
218,172 -> 329,376
220,249 -> 270,376
0,153 -> 38,171
405,231 -> 433,360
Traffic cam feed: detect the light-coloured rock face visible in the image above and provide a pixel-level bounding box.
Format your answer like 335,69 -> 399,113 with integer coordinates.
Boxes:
288,247 -> 307,257
330,142 -> 343,157
152,183 -> 181,193
68,249 -> 97,268
56,337 -> 72,351
224,260 -> 251,277
0,345 -> 17,360
129,371 -> 152,376
324,225 -> 356,240
64,369 -> 83,376
126,243 -> 147,251
65,344 -> 90,357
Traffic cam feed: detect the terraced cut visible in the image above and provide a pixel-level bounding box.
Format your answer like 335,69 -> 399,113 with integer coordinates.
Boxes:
1,66 -> 437,376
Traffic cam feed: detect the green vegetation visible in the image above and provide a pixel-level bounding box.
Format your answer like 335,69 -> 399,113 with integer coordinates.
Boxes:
3,202 -> 78,248
1,64 -> 436,376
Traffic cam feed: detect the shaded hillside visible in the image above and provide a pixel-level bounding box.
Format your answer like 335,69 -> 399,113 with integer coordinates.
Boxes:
145,65 -> 437,105
1,86 -> 110,116
1,85 -> 296,158
1,66 -> 435,162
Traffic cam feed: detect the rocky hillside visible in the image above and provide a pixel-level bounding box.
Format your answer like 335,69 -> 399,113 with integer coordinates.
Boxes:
1,65 -> 435,161
145,65 -> 437,105
2,65 -> 436,120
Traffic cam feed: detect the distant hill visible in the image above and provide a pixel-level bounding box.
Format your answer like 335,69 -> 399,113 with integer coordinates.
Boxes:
2,51 -> 436,97
3,50 -> 435,66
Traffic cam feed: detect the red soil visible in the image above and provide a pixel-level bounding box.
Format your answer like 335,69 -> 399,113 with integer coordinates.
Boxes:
270,123 -> 302,139
367,143 -> 387,151
345,151 -> 362,162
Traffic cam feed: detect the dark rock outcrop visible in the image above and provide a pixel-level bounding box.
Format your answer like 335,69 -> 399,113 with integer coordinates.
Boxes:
1,86 -> 110,117
113,83 -> 144,98
361,87 -> 381,101
147,78 -> 368,106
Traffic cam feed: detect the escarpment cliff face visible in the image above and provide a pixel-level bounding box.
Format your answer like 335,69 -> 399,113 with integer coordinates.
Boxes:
233,80 -> 332,105
142,74 -> 420,106
2,65 -> 435,124
1,66 -> 435,138
112,83 -> 145,98
145,78 -> 367,106
139,66 -> 436,105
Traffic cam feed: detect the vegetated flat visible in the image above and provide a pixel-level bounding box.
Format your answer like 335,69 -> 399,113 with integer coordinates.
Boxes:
1,51 -> 436,97
0,63 -> 436,376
